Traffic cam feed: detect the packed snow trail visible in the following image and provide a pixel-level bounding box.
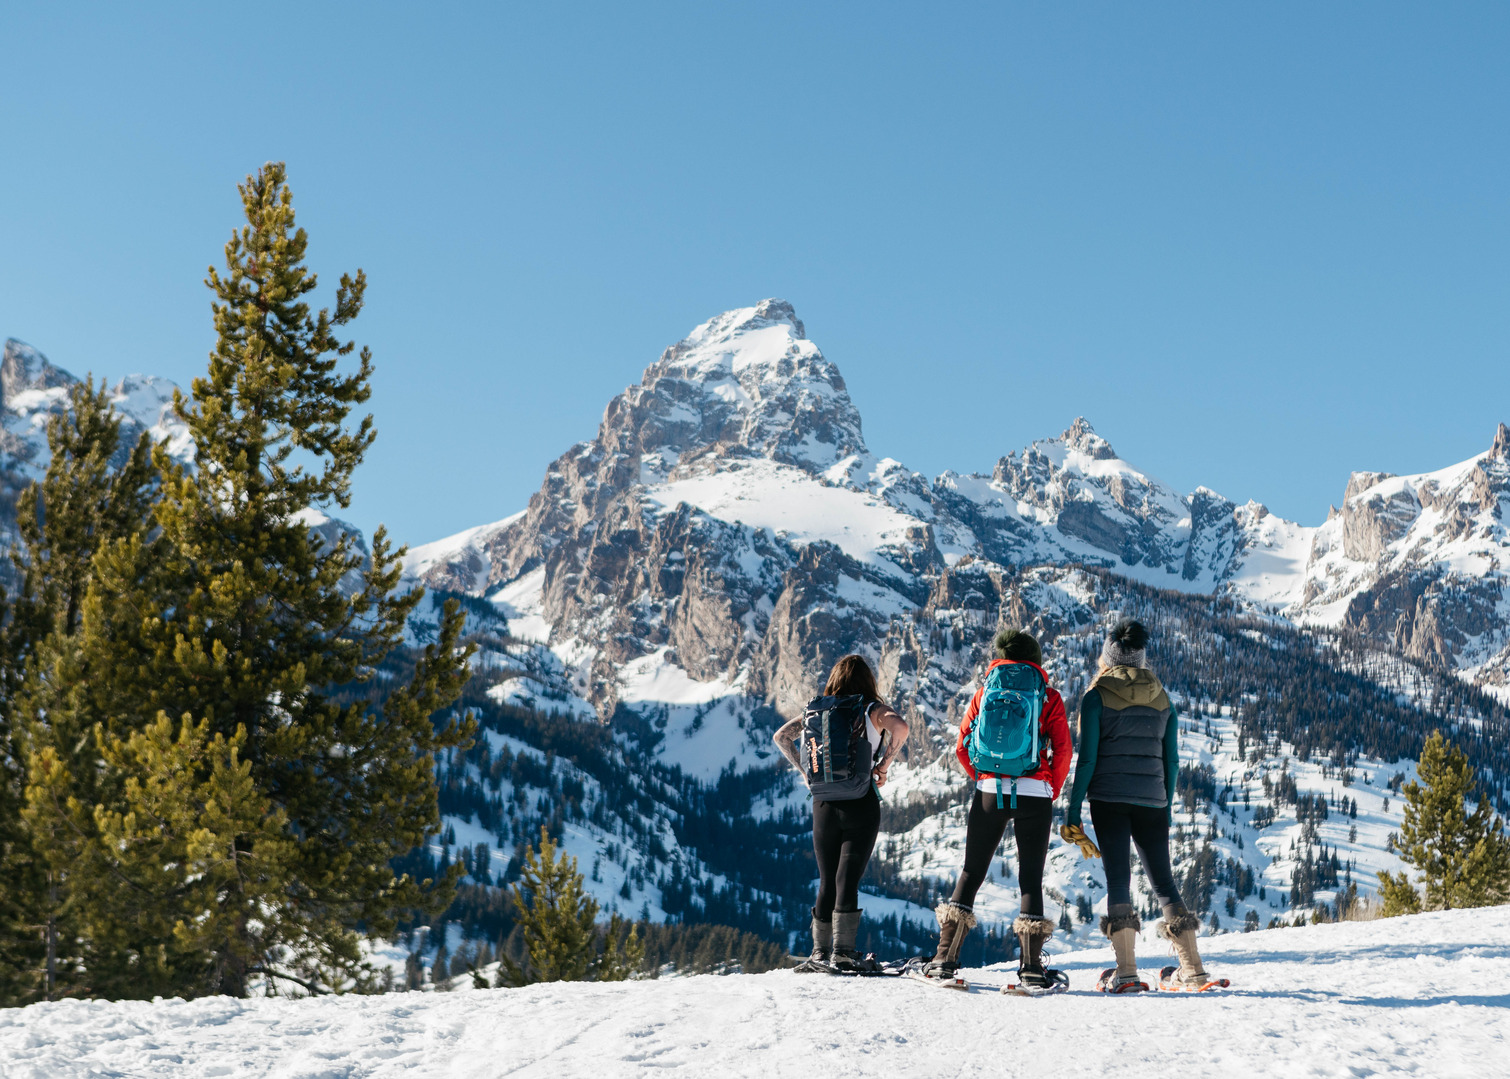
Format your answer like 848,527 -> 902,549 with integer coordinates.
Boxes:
3,908 -> 1507,1078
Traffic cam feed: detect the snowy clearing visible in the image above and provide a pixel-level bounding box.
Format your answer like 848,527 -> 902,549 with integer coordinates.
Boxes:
4,906 -> 1507,1078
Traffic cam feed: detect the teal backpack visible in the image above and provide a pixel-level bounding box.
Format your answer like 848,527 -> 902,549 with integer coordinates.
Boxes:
967,662 -> 1046,808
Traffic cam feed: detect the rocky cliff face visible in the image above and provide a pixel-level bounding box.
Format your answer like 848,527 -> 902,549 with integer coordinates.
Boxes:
1297,423 -> 1510,688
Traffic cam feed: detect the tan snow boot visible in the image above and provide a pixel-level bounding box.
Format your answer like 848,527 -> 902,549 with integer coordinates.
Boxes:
1158,906 -> 1212,989
926,901 -> 976,977
1099,907 -> 1144,992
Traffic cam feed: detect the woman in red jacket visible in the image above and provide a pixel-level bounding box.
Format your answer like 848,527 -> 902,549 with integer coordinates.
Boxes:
923,629 -> 1072,989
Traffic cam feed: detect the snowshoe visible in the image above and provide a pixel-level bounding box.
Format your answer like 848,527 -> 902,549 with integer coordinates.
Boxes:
902,957 -> 969,990
1006,967 -> 1069,996
1095,967 -> 1149,994
792,956 -> 834,974
830,949 -> 883,975
1159,965 -> 1230,992
833,953 -> 887,977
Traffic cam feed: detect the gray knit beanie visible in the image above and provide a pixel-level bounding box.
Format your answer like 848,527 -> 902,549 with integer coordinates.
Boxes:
1100,619 -> 1150,669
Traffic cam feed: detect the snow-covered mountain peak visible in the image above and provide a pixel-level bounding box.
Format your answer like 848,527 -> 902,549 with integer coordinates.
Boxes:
675,297 -> 808,352
1060,415 -> 1118,461
613,299 -> 865,476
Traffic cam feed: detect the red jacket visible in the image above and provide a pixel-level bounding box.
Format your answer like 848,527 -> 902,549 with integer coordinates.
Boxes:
954,659 -> 1073,799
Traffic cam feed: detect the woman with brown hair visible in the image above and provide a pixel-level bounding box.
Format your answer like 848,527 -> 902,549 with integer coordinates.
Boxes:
773,654 -> 909,973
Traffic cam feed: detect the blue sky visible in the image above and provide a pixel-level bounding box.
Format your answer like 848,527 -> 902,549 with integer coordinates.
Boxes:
2,3 -> 1506,546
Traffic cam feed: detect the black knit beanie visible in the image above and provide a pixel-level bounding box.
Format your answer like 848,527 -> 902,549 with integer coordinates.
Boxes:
994,628 -> 1042,666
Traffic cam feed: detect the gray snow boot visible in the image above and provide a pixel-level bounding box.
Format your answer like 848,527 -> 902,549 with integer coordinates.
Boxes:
925,901 -> 976,978
830,909 -> 874,973
794,909 -> 832,972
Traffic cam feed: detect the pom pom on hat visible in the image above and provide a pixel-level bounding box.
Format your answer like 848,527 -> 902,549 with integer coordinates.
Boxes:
1100,619 -> 1149,669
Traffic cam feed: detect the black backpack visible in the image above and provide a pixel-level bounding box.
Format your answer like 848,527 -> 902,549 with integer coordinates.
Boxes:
800,694 -> 876,801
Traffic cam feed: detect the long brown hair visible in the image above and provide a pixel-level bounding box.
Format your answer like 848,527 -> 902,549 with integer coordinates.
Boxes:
824,654 -> 879,700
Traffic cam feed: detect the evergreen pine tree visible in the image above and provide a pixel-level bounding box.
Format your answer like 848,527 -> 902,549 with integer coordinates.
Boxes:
501,829 -> 600,985
1379,730 -> 1510,915
0,380 -> 156,1005
26,163 -> 475,998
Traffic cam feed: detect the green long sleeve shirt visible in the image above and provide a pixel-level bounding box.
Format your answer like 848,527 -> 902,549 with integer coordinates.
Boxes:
1064,689 -> 1180,826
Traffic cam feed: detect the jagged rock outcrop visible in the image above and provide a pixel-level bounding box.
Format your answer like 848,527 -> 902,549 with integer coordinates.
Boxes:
1299,423 -> 1510,687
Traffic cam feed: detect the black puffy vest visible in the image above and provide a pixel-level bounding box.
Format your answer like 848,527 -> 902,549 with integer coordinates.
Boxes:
1088,667 -> 1171,808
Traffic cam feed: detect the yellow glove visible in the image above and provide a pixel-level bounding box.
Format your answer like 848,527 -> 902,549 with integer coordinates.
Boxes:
1060,823 -> 1101,859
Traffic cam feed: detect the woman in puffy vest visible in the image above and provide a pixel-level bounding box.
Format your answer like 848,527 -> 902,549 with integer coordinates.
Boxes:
1063,619 -> 1222,992
923,628 -> 1072,988
773,654 -> 908,973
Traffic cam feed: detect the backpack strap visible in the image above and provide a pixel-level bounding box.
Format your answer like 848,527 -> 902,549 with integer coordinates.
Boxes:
1010,776 -> 1018,809
822,709 -> 833,783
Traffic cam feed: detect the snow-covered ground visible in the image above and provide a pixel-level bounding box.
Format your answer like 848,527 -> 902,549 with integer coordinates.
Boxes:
5,907 -> 1506,1078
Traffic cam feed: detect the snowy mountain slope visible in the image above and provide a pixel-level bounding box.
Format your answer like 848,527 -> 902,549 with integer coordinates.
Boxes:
6,906 -> 1507,1079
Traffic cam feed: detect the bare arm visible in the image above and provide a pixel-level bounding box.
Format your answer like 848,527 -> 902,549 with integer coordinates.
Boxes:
773,717 -> 803,772
869,703 -> 910,787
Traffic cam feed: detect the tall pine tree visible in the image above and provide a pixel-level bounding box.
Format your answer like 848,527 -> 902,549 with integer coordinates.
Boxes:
27,163 -> 475,998
1380,730 -> 1510,914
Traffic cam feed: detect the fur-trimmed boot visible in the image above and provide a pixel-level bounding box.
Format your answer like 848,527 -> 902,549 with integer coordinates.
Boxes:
1013,914 -> 1057,989
925,901 -> 976,978
1158,905 -> 1219,990
1097,905 -> 1147,993
831,909 -> 875,973
794,909 -> 833,973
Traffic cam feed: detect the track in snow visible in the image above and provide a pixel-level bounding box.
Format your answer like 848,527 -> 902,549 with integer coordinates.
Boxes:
3,907 -> 1507,1078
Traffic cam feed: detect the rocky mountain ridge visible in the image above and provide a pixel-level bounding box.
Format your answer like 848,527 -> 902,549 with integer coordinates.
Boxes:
404,300 -> 1510,759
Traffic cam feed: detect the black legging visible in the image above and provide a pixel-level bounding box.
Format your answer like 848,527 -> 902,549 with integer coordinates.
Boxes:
1089,800 -> 1183,911
949,792 -> 1052,917
812,788 -> 881,919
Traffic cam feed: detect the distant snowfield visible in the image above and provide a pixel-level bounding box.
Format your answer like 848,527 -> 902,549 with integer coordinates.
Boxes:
646,459 -> 923,571
5,908 -> 1507,1078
